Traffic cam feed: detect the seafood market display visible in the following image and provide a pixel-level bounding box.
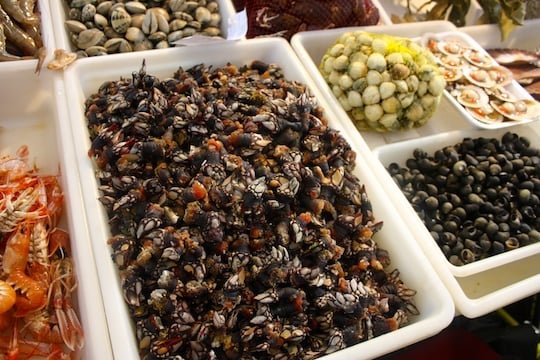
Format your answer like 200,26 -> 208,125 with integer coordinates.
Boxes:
319,31 -> 446,132
386,132 -> 540,266
63,0 -> 223,57
424,33 -> 540,127
0,145 -> 84,357
486,47 -> 540,101
232,0 -> 380,40
0,0 -> 44,61
84,60 -> 418,359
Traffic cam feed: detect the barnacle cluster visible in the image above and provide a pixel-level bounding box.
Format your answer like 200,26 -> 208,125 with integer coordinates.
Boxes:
319,31 -> 446,132
85,61 -> 417,359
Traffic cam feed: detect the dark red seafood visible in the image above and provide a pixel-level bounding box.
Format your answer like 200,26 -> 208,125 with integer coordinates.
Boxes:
487,48 -> 540,67
233,0 -> 380,40
487,48 -> 540,100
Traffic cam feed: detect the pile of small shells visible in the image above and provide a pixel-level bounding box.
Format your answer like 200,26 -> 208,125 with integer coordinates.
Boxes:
64,0 -> 223,57
425,35 -> 540,125
84,60 -> 418,359
387,132 -> 540,266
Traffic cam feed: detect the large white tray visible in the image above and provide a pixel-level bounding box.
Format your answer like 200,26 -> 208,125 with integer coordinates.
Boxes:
63,37 -> 454,359
0,0 -> 55,69
418,31 -> 540,129
0,61 -> 112,359
50,0 -> 238,55
290,21 -> 540,318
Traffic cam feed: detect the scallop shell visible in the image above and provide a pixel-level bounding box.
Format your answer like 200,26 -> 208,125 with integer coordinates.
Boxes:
466,104 -> 504,124
485,85 -> 518,102
439,55 -> 465,69
441,67 -> 462,82
454,85 -> 489,108
110,7 -> 132,34
463,49 -> 495,68
437,40 -> 463,56
490,99 -> 540,121
487,66 -> 514,87
464,68 -> 496,88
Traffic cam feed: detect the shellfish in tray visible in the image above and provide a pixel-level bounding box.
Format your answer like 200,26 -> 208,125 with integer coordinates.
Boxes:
490,99 -> 540,121
423,33 -> 540,127
466,104 -> 504,124
453,85 -> 489,108
463,68 -> 496,88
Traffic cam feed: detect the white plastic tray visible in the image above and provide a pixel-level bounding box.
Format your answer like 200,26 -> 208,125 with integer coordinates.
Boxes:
63,37 -> 454,359
372,126 -> 540,277
50,0 -> 238,55
371,128 -> 540,317
0,61 -> 112,359
290,21 -> 540,318
460,18 -> 540,51
0,0 -> 55,69
419,31 -> 540,129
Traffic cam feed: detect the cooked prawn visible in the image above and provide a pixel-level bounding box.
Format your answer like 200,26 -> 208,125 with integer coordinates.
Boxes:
0,147 -> 82,358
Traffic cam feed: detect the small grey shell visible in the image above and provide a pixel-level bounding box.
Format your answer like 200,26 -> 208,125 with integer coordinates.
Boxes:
77,28 -> 106,49
124,1 -> 147,14
93,13 -> 109,29
96,1 -> 113,16
65,20 -> 87,34
195,7 -> 211,24
85,45 -> 108,56
104,38 -> 132,53
110,7 -> 132,34
81,4 -> 97,23
125,27 -> 145,43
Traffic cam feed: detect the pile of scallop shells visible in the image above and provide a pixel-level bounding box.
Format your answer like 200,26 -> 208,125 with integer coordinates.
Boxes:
64,0 -> 223,57
425,35 -> 540,125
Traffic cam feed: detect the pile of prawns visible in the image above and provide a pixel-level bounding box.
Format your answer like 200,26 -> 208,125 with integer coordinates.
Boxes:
0,145 -> 83,359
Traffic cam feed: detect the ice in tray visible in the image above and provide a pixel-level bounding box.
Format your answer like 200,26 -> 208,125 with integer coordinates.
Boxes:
63,38 -> 453,359
0,62 -> 112,358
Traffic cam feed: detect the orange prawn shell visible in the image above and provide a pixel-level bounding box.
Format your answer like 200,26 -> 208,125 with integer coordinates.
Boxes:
0,281 -> 16,314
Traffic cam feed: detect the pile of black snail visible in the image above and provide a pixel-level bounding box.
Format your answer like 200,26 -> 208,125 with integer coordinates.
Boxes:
387,132 -> 540,266
84,60 -> 417,359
